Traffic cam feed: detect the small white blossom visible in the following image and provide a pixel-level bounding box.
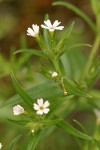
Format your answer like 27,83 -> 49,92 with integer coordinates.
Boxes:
41,20 -> 64,32
94,109 -> 100,118
0,143 -> 2,149
94,109 -> 100,124
13,105 -> 24,115
52,71 -> 58,78
33,98 -> 50,115
31,129 -> 35,133
27,24 -> 39,37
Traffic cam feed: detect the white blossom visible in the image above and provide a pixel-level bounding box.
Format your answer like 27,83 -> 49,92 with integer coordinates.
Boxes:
27,24 -> 39,37
52,71 -> 58,78
13,105 -> 24,115
94,109 -> 100,124
41,20 -> 64,32
94,109 -> 100,119
0,143 -> 2,149
31,129 -> 35,133
33,98 -> 50,115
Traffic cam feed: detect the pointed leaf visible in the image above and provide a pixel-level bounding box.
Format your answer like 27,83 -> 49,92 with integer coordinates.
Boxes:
57,119 -> 93,140
4,81 -> 64,107
7,134 -> 22,150
64,78 -> 92,98
67,43 -> 92,51
7,118 -> 31,126
11,71 -> 34,110
14,49 -> 45,57
27,130 -> 42,150
56,21 -> 75,55
53,1 -> 96,33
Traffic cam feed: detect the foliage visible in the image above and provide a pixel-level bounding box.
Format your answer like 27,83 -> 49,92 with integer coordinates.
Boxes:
1,0 -> 100,150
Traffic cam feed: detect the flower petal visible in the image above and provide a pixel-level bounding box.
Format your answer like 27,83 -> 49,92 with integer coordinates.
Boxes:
33,103 -> 39,110
49,28 -> 55,32
44,20 -> 52,28
41,24 -> 49,29
52,72 -> 58,77
32,24 -> 39,33
53,20 -> 61,28
0,143 -> 2,149
37,98 -> 43,106
27,28 -> 34,34
55,26 -> 64,30
43,108 -> 50,114
13,105 -> 24,115
43,101 -> 50,108
37,110 -> 44,115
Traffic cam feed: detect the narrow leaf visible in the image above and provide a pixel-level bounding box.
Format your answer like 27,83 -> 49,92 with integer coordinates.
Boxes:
14,49 -> 45,57
27,130 -> 42,150
64,78 -> 92,98
4,81 -> 64,107
7,118 -> 31,126
43,14 -> 52,50
53,1 -> 96,33
73,119 -> 87,133
68,43 -> 92,51
56,21 -> 75,54
43,119 -> 62,127
57,120 -> 93,140
11,71 -> 34,110
7,134 -> 22,150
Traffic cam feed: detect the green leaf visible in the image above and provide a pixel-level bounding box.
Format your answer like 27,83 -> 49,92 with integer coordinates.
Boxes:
7,134 -> 22,150
53,1 -> 96,33
7,118 -> 31,126
73,119 -> 87,133
67,43 -> 92,51
64,78 -> 92,98
56,21 -> 75,57
43,119 -> 62,127
48,95 -> 74,117
14,49 -> 45,57
60,46 -> 87,81
11,71 -> 34,110
57,119 -> 93,140
43,14 -> 52,50
27,130 -> 42,150
4,81 -> 64,107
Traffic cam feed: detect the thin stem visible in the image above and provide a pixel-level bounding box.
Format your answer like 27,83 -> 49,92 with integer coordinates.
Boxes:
81,36 -> 100,81
83,141 -> 88,150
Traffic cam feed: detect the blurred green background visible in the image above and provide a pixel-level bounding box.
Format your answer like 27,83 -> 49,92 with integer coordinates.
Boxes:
0,0 -> 99,149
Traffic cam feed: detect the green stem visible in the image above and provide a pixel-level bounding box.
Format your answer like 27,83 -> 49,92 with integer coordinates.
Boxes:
82,36 -> 100,80
53,57 -> 61,75
83,141 -> 88,150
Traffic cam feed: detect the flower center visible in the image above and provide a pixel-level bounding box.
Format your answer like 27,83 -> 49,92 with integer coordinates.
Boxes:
40,106 -> 44,110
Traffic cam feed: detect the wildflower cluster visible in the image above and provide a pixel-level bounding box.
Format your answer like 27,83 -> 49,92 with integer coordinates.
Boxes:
7,14 -> 99,149
27,20 -> 64,37
13,98 -> 50,116
26,19 -> 68,94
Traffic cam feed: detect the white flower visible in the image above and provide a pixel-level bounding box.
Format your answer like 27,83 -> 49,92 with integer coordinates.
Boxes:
33,98 -> 50,115
0,143 -> 2,149
52,71 -> 58,78
31,129 -> 34,133
94,109 -> 100,124
41,20 -> 64,32
94,109 -> 100,119
13,105 -> 24,115
27,24 -> 39,37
